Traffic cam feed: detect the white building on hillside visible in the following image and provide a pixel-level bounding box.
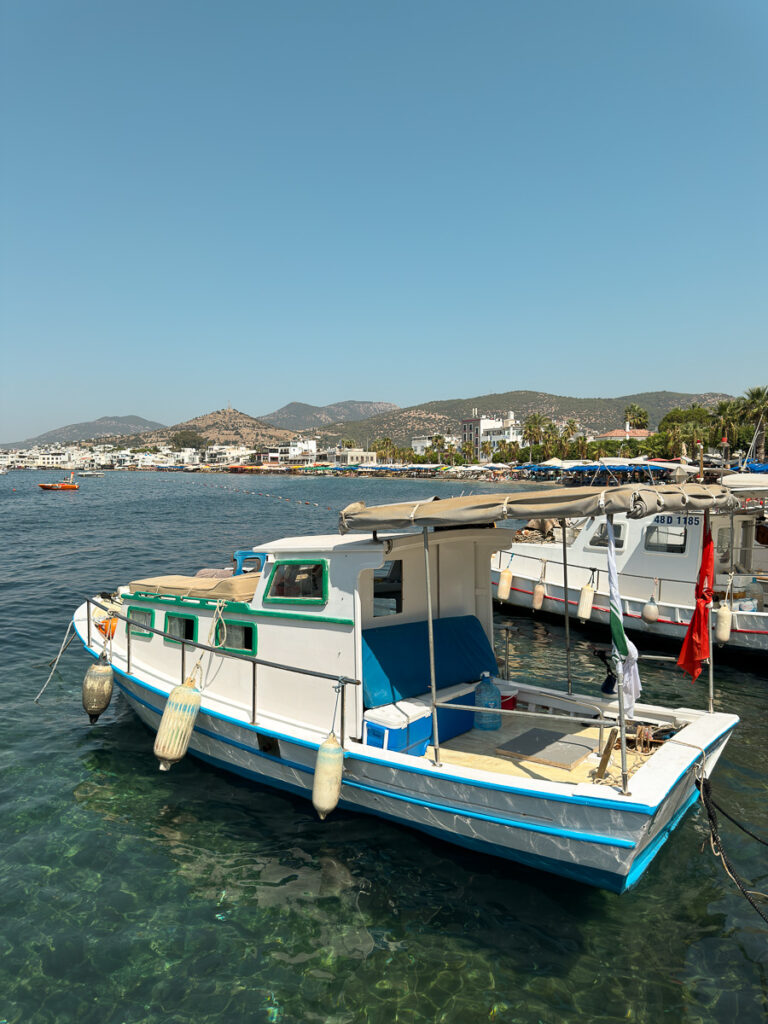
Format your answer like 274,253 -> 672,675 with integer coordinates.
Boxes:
461,410 -> 523,459
411,434 -> 462,457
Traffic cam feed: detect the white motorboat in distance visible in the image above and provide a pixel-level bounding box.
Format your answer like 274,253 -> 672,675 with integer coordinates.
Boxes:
491,485 -> 768,656
73,483 -> 739,893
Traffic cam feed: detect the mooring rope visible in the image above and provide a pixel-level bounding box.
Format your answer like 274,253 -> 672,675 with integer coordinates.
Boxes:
34,621 -> 74,703
696,775 -> 768,925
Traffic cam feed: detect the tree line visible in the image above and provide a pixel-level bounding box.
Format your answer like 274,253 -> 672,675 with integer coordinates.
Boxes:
369,386 -> 767,466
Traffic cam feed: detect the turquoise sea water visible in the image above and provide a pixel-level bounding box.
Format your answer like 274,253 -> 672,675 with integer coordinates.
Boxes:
1,471 -> 766,1024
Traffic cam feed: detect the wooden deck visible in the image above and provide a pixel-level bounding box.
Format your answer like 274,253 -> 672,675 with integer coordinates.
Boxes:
428,713 -> 650,785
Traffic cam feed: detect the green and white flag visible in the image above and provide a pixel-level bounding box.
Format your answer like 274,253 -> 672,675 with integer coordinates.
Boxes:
606,516 -> 629,657
606,515 -> 642,716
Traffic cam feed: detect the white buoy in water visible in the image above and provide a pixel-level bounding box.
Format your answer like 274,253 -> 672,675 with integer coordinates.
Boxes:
641,598 -> 659,624
715,604 -> 732,645
532,582 -> 546,611
497,568 -> 513,601
312,732 -> 344,820
82,652 -> 114,724
577,583 -> 594,622
154,677 -> 201,771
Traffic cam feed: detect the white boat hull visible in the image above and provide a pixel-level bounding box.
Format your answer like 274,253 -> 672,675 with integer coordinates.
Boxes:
74,604 -> 737,894
490,564 -> 768,655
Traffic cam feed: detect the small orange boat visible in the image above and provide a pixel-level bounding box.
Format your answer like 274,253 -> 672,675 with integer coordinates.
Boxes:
39,472 -> 79,491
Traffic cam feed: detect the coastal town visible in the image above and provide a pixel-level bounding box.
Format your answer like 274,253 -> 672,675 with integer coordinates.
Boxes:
4,390 -> 765,478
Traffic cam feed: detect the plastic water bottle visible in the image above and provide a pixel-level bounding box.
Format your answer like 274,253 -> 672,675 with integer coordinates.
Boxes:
475,672 -> 502,731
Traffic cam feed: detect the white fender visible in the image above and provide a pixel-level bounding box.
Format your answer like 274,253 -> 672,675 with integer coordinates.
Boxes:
497,568 -> 513,601
312,732 -> 344,820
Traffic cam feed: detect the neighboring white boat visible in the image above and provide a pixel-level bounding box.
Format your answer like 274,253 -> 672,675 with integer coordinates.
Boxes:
72,483 -> 740,893
491,489 -> 768,656
77,470 -> 105,477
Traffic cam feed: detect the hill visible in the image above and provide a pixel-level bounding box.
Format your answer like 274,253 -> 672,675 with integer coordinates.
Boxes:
2,415 -> 166,448
124,407 -> 293,448
259,400 -> 399,431
312,390 -> 733,447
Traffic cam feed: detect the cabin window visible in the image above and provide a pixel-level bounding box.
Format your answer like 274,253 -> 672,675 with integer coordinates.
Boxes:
589,523 -> 624,549
645,524 -> 687,554
127,607 -> 154,638
215,620 -> 256,653
264,560 -> 328,605
373,560 -> 403,617
164,613 -> 197,644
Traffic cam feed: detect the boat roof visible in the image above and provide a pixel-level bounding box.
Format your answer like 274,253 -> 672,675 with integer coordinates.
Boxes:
338,483 -> 739,533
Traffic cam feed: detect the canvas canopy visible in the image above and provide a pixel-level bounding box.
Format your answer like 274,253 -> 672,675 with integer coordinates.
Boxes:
338,483 -> 739,534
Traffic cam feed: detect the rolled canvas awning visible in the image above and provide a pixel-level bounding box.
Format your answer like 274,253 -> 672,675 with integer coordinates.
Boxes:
338,483 -> 739,534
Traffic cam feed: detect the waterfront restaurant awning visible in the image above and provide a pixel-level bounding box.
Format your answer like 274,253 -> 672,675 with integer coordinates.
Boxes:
338,483 -> 739,534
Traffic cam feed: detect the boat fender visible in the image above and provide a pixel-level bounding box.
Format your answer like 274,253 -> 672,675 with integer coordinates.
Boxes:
82,651 -> 114,724
715,604 -> 732,645
641,598 -> 659,624
497,567 -> 513,602
312,732 -> 344,820
154,676 -> 202,771
577,584 -> 594,622
532,582 -> 546,611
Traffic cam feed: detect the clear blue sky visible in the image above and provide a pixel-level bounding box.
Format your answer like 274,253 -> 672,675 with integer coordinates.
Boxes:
1,0 -> 766,441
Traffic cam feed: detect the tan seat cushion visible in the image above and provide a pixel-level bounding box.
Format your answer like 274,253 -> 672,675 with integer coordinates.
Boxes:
128,573 -> 260,602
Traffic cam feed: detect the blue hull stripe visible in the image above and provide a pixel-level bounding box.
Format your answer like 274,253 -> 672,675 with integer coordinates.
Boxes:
75,621 -> 733,822
113,674 -> 634,849
188,749 -> 637,893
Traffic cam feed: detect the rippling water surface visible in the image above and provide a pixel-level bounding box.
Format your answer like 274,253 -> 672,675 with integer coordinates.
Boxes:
1,471 -> 765,1023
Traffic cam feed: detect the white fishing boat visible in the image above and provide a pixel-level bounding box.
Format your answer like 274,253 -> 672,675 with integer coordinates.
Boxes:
72,484 -> 740,893
491,484 -> 768,656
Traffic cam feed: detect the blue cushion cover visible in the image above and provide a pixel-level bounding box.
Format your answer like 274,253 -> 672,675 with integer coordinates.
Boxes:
361,615 -> 497,709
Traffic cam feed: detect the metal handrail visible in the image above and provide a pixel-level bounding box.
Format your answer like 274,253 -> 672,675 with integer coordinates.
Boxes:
85,596 -> 360,687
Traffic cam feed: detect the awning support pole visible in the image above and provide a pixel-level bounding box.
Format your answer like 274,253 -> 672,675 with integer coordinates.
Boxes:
423,528 -> 441,766
561,518 -> 573,695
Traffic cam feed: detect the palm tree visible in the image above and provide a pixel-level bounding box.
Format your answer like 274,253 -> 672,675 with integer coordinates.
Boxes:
541,422 -> 560,460
709,400 -> 740,448
480,440 -> 493,462
740,385 -> 768,461
523,413 -> 546,459
623,404 -> 649,429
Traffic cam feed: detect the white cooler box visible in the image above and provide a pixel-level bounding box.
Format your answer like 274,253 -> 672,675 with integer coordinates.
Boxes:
362,700 -> 432,755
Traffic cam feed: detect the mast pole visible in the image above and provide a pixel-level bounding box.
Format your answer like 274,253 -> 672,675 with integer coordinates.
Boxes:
561,518 -> 573,695
423,528 -> 441,766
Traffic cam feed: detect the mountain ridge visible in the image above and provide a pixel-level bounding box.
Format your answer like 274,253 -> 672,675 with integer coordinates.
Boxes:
3,390 -> 734,450
260,400 -> 399,430
2,415 -> 166,449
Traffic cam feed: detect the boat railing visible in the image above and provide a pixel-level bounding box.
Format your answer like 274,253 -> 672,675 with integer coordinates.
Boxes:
85,596 -> 360,730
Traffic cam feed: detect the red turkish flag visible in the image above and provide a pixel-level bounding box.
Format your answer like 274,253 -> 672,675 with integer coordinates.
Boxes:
677,519 -> 714,682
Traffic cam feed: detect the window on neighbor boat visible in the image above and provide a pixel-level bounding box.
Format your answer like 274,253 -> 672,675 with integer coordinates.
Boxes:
215,620 -> 256,653
588,523 -> 624,549
164,613 -> 197,644
373,559 -> 403,617
715,526 -> 733,568
127,607 -> 154,638
644,523 -> 687,554
265,561 -> 327,604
